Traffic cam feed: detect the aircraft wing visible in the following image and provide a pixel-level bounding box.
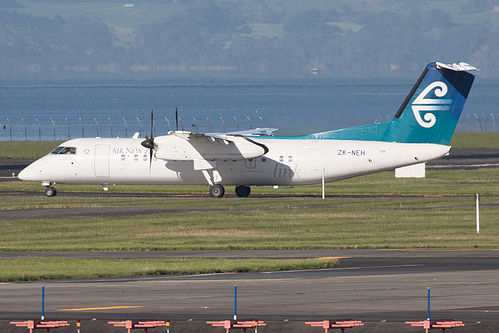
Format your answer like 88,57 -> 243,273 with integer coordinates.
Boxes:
154,131 -> 269,163
222,127 -> 279,136
171,131 -> 231,144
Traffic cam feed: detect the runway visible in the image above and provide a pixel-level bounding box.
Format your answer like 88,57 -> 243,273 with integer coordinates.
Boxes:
0,249 -> 498,322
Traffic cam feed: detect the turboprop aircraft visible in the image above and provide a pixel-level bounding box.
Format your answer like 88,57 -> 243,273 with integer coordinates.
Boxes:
18,61 -> 477,198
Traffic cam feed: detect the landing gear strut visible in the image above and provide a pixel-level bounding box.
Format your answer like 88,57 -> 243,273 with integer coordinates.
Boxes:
44,186 -> 57,197
235,185 -> 251,197
209,184 -> 225,198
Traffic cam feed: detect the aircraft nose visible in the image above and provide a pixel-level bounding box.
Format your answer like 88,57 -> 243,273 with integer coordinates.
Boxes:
18,164 -> 40,181
18,156 -> 57,183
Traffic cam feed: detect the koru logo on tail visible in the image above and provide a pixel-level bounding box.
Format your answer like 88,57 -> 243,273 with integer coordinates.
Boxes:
412,81 -> 452,128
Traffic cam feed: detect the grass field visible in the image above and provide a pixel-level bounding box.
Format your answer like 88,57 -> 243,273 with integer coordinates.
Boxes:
1,194 -> 498,252
0,132 -> 498,281
1,192 -> 498,281
0,257 -> 337,282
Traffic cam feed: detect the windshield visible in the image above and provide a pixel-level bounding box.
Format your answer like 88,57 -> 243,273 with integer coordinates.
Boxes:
51,146 -> 76,155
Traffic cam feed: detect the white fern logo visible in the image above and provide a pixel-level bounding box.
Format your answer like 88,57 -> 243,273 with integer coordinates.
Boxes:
412,81 -> 452,128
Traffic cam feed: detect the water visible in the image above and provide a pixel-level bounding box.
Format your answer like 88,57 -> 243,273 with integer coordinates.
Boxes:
0,77 -> 497,141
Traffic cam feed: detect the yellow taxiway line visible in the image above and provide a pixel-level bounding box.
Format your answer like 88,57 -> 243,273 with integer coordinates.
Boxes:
57,306 -> 144,311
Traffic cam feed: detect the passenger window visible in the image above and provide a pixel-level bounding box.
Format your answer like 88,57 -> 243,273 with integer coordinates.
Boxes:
288,156 -> 293,162
279,155 -> 284,162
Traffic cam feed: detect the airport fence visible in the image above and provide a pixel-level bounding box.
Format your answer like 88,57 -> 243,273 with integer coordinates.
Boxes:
1,115 -> 265,141
1,113 -> 496,141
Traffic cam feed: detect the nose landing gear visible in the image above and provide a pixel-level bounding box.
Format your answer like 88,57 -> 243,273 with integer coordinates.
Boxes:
44,186 -> 57,197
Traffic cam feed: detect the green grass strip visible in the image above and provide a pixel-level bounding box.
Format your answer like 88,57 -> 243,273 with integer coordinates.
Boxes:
0,257 -> 337,282
1,195 -> 498,251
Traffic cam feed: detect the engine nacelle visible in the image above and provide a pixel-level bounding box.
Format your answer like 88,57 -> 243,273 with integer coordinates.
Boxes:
153,132 -> 268,161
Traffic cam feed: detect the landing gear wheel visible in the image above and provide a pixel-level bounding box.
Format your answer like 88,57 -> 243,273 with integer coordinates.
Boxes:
45,186 -> 57,197
209,184 -> 225,198
235,185 -> 251,197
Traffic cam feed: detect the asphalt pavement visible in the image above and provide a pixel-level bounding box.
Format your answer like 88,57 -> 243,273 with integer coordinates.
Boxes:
1,150 -> 498,332
0,249 -> 498,323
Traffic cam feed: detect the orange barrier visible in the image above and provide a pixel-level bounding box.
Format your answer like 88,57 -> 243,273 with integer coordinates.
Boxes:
207,319 -> 266,333
10,320 -> 70,333
108,320 -> 169,333
305,320 -> 364,333
406,320 -> 465,333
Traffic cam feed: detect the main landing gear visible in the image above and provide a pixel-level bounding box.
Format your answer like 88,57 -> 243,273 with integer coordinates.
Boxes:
208,185 -> 251,198
235,185 -> 251,197
44,186 -> 57,197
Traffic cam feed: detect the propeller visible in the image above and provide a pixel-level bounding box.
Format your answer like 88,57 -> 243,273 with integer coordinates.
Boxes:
141,110 -> 155,169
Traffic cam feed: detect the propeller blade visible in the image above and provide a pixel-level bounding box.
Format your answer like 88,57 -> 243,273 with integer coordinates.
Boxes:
149,145 -> 154,167
150,109 -> 154,139
143,110 -> 155,171
175,108 -> 178,131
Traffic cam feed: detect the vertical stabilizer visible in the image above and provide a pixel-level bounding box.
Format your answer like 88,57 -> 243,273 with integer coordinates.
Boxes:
381,61 -> 476,145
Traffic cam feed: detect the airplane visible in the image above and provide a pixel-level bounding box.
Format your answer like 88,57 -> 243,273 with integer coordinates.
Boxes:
18,61 -> 477,198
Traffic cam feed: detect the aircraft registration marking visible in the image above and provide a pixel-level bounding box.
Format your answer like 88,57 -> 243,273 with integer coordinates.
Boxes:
337,149 -> 366,156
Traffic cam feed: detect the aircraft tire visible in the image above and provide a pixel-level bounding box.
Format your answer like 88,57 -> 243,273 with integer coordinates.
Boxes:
209,184 -> 225,198
45,186 -> 57,197
235,185 -> 251,197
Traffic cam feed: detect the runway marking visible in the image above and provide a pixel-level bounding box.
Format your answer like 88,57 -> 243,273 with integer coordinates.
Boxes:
380,248 -> 499,252
57,305 -> 144,311
429,163 -> 499,169
314,256 -> 348,260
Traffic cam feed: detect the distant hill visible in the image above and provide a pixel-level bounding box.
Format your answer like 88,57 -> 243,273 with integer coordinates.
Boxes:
1,0 -> 499,79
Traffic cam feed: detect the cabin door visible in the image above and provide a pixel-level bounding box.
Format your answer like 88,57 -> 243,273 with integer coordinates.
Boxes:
94,144 -> 110,177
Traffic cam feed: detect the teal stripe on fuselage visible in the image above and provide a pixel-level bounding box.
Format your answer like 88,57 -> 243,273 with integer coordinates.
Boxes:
256,121 -> 392,141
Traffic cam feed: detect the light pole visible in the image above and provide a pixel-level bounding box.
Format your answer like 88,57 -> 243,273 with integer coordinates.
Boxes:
108,117 -> 113,137
93,118 -> 99,137
233,117 -> 239,131
122,117 -> 128,138
136,117 -> 142,136
79,118 -> 84,138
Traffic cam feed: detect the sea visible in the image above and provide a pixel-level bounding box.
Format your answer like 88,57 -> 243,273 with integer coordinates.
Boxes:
1,77 -> 498,141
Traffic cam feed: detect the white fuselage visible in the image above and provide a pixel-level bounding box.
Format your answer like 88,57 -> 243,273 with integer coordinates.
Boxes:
18,136 -> 450,187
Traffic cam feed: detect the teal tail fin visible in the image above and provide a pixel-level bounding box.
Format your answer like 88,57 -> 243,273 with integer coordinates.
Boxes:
302,62 -> 477,145
381,61 -> 476,145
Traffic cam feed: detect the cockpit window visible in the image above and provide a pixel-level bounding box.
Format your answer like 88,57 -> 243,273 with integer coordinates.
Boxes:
51,147 -> 64,154
51,146 -> 76,155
